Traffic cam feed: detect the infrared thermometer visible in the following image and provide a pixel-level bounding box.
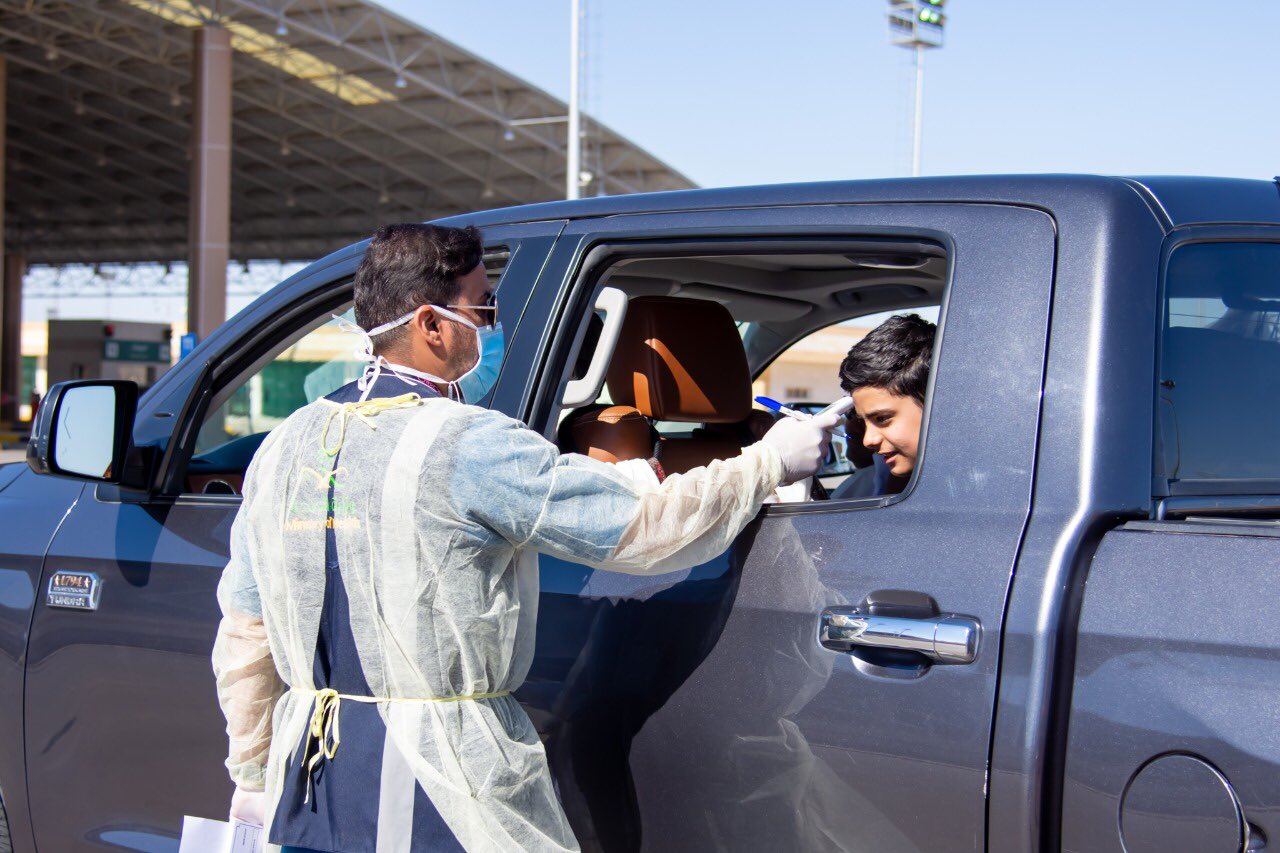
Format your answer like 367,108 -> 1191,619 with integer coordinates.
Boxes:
755,395 -> 853,437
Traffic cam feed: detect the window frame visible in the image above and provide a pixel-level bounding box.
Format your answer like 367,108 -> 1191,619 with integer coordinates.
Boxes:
157,242 -> 524,501
160,284 -> 356,501
524,234 -> 954,515
191,301 -> 358,456
1153,225 -> 1280,501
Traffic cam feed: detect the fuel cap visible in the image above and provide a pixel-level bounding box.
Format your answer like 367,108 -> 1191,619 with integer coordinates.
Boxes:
1120,754 -> 1244,852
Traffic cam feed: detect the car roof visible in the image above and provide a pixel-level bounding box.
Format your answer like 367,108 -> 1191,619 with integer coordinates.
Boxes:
436,174 -> 1280,232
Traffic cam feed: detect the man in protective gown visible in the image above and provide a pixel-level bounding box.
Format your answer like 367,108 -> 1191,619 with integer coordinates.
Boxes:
211,223 -> 842,852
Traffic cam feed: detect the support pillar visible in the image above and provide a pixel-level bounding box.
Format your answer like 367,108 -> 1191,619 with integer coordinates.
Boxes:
0,255 -> 19,425
187,26 -> 231,342
0,56 -> 19,425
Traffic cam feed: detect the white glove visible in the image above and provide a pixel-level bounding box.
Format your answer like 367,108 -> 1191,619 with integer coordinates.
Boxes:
760,400 -> 851,486
230,786 -> 266,827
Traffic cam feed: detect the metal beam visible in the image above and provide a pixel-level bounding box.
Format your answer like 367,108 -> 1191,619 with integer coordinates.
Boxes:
0,57 -> 16,423
187,26 -> 231,341
0,0 -> 693,267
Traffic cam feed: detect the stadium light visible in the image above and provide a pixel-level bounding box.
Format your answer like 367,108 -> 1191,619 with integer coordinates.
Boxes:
887,0 -> 946,176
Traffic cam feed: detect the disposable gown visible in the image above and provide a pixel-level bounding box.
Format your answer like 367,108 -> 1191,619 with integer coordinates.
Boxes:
213,376 -> 784,853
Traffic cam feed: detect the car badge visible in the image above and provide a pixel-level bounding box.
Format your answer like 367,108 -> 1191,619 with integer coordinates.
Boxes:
47,571 -> 103,612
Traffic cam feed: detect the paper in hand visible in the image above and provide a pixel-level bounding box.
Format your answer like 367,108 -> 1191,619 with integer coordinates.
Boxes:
178,815 -> 264,853
231,820 -> 264,853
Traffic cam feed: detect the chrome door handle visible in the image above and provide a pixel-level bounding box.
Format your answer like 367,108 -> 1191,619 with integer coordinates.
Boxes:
818,607 -> 980,664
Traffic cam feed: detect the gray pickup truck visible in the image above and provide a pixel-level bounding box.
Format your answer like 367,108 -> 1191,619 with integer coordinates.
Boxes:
2,175 -> 1278,853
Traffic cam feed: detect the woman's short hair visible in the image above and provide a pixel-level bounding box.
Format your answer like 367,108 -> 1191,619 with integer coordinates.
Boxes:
838,314 -> 936,404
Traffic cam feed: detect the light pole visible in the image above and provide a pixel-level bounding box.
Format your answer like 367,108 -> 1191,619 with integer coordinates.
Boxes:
887,1 -> 946,177
567,0 -> 582,200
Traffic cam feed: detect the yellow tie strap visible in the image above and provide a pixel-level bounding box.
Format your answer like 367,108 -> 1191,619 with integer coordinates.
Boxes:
297,686 -> 513,803
319,393 -> 425,456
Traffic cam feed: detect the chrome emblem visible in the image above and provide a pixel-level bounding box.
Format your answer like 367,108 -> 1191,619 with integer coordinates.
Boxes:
47,571 -> 102,611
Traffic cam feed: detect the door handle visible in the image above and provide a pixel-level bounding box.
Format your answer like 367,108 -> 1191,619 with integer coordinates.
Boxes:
818,607 -> 980,664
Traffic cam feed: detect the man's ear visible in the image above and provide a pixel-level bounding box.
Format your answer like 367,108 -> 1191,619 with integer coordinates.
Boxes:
410,305 -> 446,347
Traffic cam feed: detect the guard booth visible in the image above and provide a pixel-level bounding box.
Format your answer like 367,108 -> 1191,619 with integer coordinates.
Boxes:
46,320 -> 174,392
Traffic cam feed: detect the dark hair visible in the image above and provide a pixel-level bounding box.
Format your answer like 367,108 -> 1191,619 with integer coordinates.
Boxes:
353,223 -> 484,353
838,314 -> 936,404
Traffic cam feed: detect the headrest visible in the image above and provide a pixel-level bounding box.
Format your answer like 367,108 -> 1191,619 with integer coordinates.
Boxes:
606,296 -> 751,423
560,405 -> 653,464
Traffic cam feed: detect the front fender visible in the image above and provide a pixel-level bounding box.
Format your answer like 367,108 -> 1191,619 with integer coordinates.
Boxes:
0,467 -> 85,852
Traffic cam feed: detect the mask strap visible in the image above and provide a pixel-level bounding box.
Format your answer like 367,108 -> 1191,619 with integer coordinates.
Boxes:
428,304 -> 481,332
332,313 -> 412,402
332,307 -> 476,402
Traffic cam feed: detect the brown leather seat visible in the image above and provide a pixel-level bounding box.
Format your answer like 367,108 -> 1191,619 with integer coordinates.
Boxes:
558,404 -> 655,464
604,295 -> 755,475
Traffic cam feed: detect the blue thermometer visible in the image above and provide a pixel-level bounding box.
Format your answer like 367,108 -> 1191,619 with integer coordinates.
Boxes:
755,395 -> 851,438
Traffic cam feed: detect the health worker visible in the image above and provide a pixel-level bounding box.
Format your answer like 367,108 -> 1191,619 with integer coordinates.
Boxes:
212,223 -> 843,853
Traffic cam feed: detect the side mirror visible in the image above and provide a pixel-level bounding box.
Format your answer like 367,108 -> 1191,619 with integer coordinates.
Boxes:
27,380 -> 138,484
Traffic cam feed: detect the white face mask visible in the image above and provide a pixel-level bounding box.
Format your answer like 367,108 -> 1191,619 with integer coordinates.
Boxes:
336,305 -> 505,403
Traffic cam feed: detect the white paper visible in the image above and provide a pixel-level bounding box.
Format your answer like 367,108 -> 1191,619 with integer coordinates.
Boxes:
231,820 -> 264,853
179,816 -> 264,853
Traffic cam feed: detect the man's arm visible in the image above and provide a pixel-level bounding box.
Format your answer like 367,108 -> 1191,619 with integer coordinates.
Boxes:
450,409 -> 829,576
212,514 -> 285,794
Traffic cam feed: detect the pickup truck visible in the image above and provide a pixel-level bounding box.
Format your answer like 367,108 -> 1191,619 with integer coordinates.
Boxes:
3,175 -> 1278,853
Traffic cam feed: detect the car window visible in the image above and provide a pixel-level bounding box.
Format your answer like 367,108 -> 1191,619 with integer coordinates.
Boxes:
1158,241 -> 1280,487
192,307 -> 363,460
748,307 -> 941,483
185,245 -> 513,495
550,246 -> 945,503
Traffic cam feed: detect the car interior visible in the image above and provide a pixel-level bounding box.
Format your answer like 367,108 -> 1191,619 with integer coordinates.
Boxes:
181,240 -> 947,501
549,242 -> 946,500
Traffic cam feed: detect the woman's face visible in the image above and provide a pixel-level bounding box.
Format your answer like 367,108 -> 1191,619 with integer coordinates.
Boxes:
851,385 -> 923,477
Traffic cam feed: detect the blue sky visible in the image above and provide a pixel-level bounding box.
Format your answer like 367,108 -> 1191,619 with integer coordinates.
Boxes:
380,0 -> 1277,188
25,1 -> 1276,323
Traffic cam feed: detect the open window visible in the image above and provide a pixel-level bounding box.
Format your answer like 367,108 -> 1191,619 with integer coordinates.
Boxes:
185,306 -> 362,495
173,246 -> 514,497
540,240 -> 946,503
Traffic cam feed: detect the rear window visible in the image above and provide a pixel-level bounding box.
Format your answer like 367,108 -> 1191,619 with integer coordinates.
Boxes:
1158,242 -> 1280,490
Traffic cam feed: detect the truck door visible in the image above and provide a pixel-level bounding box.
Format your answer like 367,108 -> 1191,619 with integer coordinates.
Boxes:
516,203 -> 1056,852
1061,233 -> 1280,852
22,221 -> 561,852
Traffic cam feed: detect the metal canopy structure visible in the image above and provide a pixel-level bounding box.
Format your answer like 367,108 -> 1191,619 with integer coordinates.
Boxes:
0,0 -> 695,265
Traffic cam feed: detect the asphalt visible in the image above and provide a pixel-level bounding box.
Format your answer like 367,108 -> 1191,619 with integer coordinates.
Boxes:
0,449 -> 25,465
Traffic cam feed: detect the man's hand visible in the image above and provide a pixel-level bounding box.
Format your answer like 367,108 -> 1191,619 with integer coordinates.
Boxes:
761,403 -> 849,486
229,786 -> 266,827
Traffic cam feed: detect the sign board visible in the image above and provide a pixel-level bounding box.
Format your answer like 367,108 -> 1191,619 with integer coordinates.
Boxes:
102,338 -> 171,361
103,340 -> 171,362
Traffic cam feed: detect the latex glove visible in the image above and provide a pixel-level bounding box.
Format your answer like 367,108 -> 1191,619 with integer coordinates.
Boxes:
229,786 -> 266,827
760,400 -> 852,486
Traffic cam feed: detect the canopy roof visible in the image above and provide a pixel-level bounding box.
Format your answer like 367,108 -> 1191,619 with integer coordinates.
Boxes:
1,0 -> 694,264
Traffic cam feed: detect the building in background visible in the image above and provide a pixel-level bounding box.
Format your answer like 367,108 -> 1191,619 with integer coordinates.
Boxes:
752,323 -> 870,404
1,0 -> 693,424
